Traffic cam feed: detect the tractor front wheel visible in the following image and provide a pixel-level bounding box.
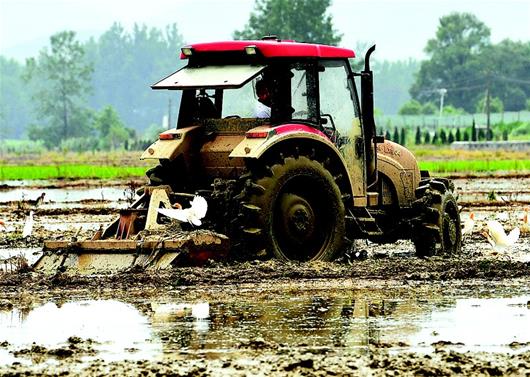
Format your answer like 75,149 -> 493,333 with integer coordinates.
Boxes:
413,179 -> 462,257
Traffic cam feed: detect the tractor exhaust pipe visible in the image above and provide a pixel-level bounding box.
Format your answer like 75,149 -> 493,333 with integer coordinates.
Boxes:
361,45 -> 377,188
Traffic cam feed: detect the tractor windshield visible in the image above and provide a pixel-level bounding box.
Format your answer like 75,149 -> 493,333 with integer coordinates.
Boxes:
156,61 -> 358,130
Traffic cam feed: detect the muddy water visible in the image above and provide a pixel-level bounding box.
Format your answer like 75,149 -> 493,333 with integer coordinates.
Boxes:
1,281 -> 529,367
453,177 -> 530,203
1,176 -> 530,374
0,187 -> 129,204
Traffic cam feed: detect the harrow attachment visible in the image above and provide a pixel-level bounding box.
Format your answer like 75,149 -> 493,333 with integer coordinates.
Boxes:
34,186 -> 229,274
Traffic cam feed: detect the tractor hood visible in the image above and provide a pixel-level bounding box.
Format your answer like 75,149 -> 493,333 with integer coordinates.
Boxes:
152,64 -> 266,90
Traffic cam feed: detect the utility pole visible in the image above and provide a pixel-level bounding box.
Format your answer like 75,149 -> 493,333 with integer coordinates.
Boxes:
168,97 -> 172,130
438,88 -> 447,126
485,76 -> 491,140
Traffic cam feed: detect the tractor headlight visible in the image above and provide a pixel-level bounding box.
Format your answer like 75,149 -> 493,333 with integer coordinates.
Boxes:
181,46 -> 194,56
244,45 -> 258,55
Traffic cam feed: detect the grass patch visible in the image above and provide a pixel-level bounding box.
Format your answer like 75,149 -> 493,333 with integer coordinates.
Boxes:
410,146 -> 530,161
419,159 -> 530,173
0,165 -> 148,180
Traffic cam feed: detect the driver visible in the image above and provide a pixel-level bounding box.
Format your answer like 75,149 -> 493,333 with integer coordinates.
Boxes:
254,79 -> 271,118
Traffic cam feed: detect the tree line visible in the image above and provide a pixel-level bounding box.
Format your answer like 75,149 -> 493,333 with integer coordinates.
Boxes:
0,0 -> 528,151
404,13 -> 530,115
386,120 -> 523,147
1,23 -> 185,149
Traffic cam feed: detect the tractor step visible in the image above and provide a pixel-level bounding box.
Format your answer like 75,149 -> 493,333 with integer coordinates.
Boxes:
349,209 -> 384,237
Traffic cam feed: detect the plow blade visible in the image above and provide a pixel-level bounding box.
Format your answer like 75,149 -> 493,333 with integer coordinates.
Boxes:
34,231 -> 229,274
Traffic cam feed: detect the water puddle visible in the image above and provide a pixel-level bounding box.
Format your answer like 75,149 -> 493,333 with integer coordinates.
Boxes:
1,287 -> 529,366
0,248 -> 42,272
0,187 -> 130,204
0,301 -> 161,365
454,177 -> 530,203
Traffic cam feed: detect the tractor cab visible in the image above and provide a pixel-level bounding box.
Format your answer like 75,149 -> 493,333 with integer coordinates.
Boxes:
157,58 -> 360,146
148,39 -> 370,202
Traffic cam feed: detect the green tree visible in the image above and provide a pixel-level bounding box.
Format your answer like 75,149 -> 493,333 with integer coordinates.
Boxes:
424,131 -> 431,144
0,57 -> 32,139
421,102 -> 437,115
455,128 -> 461,141
392,128 -> 399,143
24,31 -> 93,146
442,105 -> 466,115
410,13 -> 491,112
475,95 -> 504,113
93,105 -> 132,149
440,129 -> 447,144
398,99 -> 422,115
400,128 -> 406,145
373,59 -> 420,115
86,23 -> 185,133
233,0 -> 342,45
471,119 -> 477,141
432,131 -> 439,144
463,130 -> 470,141
385,130 -> 391,141
480,40 -> 530,111
415,126 -> 422,145
448,130 -> 455,144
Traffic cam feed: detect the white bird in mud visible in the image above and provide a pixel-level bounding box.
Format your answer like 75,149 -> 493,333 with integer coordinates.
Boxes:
482,220 -> 520,252
157,195 -> 208,226
22,211 -> 34,238
461,212 -> 475,237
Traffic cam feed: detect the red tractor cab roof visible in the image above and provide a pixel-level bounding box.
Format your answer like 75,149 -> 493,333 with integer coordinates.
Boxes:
180,40 -> 355,60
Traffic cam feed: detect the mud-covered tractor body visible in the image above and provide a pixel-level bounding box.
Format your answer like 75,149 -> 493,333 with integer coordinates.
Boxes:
141,39 -> 461,261
37,39 -> 461,272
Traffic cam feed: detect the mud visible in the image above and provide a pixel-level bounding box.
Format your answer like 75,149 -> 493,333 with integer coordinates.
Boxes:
0,176 -> 529,376
1,279 -> 530,376
0,348 -> 528,376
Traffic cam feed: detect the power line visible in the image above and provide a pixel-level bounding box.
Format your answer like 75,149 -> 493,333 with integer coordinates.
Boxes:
418,83 -> 486,95
495,76 -> 530,85
418,74 -> 530,95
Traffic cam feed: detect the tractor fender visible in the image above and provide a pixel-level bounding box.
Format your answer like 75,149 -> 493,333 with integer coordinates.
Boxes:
140,126 -> 201,161
230,124 -> 356,201
376,140 -> 421,206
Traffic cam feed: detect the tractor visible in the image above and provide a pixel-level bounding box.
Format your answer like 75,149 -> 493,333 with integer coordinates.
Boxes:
36,37 -> 461,272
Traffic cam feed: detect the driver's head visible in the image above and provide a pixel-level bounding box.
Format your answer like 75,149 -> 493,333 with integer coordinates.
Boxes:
256,79 -> 271,106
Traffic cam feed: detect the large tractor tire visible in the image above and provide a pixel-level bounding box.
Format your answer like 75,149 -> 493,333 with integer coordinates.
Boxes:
239,155 -> 346,262
413,179 -> 462,257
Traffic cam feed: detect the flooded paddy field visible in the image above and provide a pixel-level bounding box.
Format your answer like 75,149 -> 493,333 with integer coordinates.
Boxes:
0,277 -> 529,376
0,175 -> 529,375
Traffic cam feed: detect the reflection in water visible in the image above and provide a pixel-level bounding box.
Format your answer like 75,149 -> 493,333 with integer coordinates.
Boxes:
0,300 -> 162,364
0,248 -> 42,272
0,187 -> 127,203
0,292 -> 529,366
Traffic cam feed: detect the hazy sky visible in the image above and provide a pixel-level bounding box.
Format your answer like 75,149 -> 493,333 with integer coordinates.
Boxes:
1,0 -> 529,62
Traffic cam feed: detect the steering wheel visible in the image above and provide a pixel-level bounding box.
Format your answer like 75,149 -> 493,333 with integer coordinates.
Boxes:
224,115 -> 241,119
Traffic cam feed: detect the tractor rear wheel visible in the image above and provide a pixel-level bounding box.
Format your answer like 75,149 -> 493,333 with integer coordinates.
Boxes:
239,155 -> 345,262
413,179 -> 462,257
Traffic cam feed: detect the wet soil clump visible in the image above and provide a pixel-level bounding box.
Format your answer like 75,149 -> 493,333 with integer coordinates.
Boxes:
0,347 -> 528,376
1,256 -> 529,295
